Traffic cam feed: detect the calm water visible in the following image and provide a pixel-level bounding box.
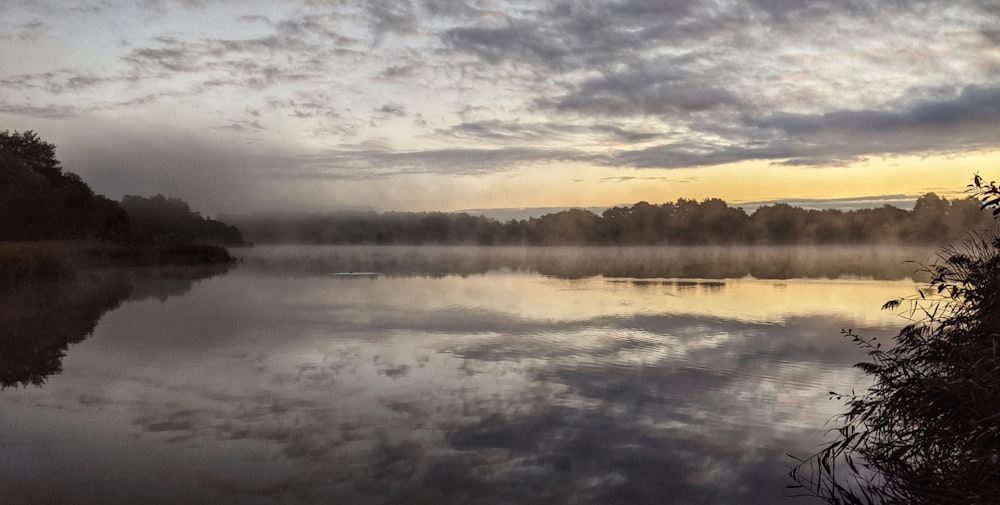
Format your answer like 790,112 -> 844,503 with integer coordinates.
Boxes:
0,246 -> 936,504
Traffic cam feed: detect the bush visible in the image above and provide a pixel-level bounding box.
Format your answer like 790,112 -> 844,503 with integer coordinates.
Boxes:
790,177 -> 1000,504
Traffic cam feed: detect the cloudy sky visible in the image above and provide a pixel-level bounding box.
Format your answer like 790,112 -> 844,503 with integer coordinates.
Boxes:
2,0 -> 999,215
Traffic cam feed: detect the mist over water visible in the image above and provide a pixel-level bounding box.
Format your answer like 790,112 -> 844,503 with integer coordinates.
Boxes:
240,244 -> 940,281
1,246 -> 930,504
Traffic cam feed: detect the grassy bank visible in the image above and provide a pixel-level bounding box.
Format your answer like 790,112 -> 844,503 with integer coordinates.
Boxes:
0,241 -> 236,287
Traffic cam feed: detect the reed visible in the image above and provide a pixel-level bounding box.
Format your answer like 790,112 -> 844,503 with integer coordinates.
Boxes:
0,240 -> 235,289
0,242 -> 75,287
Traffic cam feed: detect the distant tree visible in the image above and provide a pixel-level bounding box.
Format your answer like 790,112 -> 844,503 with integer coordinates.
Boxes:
750,203 -> 807,243
533,208 -> 604,245
225,193 -> 990,246
120,194 -> 245,246
912,193 -> 951,241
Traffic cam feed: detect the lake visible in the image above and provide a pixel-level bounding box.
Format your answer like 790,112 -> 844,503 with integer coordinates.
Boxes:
0,245 -> 939,504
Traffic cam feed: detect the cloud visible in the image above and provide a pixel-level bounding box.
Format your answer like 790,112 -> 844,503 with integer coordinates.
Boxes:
296,145 -> 593,179
375,101 -> 407,116
735,194 -> 927,211
13,19 -> 48,41
599,175 -> 696,184
267,92 -> 341,120
0,102 -> 82,118
443,21 -> 572,68
747,86 -> 1000,134
123,37 -> 202,72
0,69 -> 111,93
543,73 -> 744,117
433,119 -> 666,146
367,0 -> 418,36
609,86 -> 1000,168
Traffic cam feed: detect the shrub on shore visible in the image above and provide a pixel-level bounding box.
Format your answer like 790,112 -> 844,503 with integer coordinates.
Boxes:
790,177 -> 1000,504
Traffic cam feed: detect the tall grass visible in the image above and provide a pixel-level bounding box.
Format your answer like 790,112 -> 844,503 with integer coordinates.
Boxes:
0,242 -> 75,287
0,241 -> 235,289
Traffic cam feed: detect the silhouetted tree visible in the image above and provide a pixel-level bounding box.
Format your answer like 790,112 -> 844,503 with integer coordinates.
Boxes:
0,130 -> 130,241
120,194 -> 245,246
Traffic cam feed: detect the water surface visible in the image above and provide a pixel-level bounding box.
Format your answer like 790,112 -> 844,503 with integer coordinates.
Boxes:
1,246 -> 932,504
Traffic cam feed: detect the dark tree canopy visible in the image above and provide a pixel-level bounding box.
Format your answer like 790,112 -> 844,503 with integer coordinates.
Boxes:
120,194 -> 246,246
0,130 -> 130,241
0,130 -> 243,246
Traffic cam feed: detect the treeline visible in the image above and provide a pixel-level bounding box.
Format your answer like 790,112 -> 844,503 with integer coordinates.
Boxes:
120,194 -> 246,246
230,194 -> 994,246
0,130 -> 245,246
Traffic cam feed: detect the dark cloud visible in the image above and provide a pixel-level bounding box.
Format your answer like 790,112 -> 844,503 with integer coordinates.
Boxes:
747,86 -> 1000,134
211,119 -> 265,143
590,125 -> 661,143
609,86 -> 1000,168
1,69 -> 111,94
438,120 -> 568,142
367,0 -> 418,36
14,20 -> 47,41
419,0 -> 501,19
296,145 -> 593,179
435,120 -> 665,145
119,15 -> 357,91
124,37 -> 201,72
377,63 -> 421,79
544,75 -> 743,117
444,22 -> 573,68
267,92 -> 342,120
375,101 -> 407,116
0,102 -> 81,118
983,29 -> 1000,45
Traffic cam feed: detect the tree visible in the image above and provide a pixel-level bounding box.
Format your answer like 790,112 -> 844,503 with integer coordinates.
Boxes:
0,130 -> 130,241
0,130 -> 62,183
120,194 -> 245,246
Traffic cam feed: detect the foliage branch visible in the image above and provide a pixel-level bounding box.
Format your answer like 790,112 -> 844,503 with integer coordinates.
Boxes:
789,175 -> 1000,504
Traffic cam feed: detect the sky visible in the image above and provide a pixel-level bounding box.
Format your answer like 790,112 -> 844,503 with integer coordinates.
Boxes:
2,0 -> 999,216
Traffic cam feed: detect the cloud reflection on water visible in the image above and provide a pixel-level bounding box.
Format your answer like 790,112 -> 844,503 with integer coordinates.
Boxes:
0,247 -> 919,504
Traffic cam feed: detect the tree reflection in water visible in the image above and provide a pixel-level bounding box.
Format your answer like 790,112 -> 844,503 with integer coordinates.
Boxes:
0,265 -> 231,389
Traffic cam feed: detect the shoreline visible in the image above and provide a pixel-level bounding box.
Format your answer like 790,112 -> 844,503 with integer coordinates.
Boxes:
0,241 -> 237,287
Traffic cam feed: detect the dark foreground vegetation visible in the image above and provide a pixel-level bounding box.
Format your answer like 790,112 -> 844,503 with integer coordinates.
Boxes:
230,193 -> 992,246
790,176 -> 1000,504
0,130 -> 243,284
